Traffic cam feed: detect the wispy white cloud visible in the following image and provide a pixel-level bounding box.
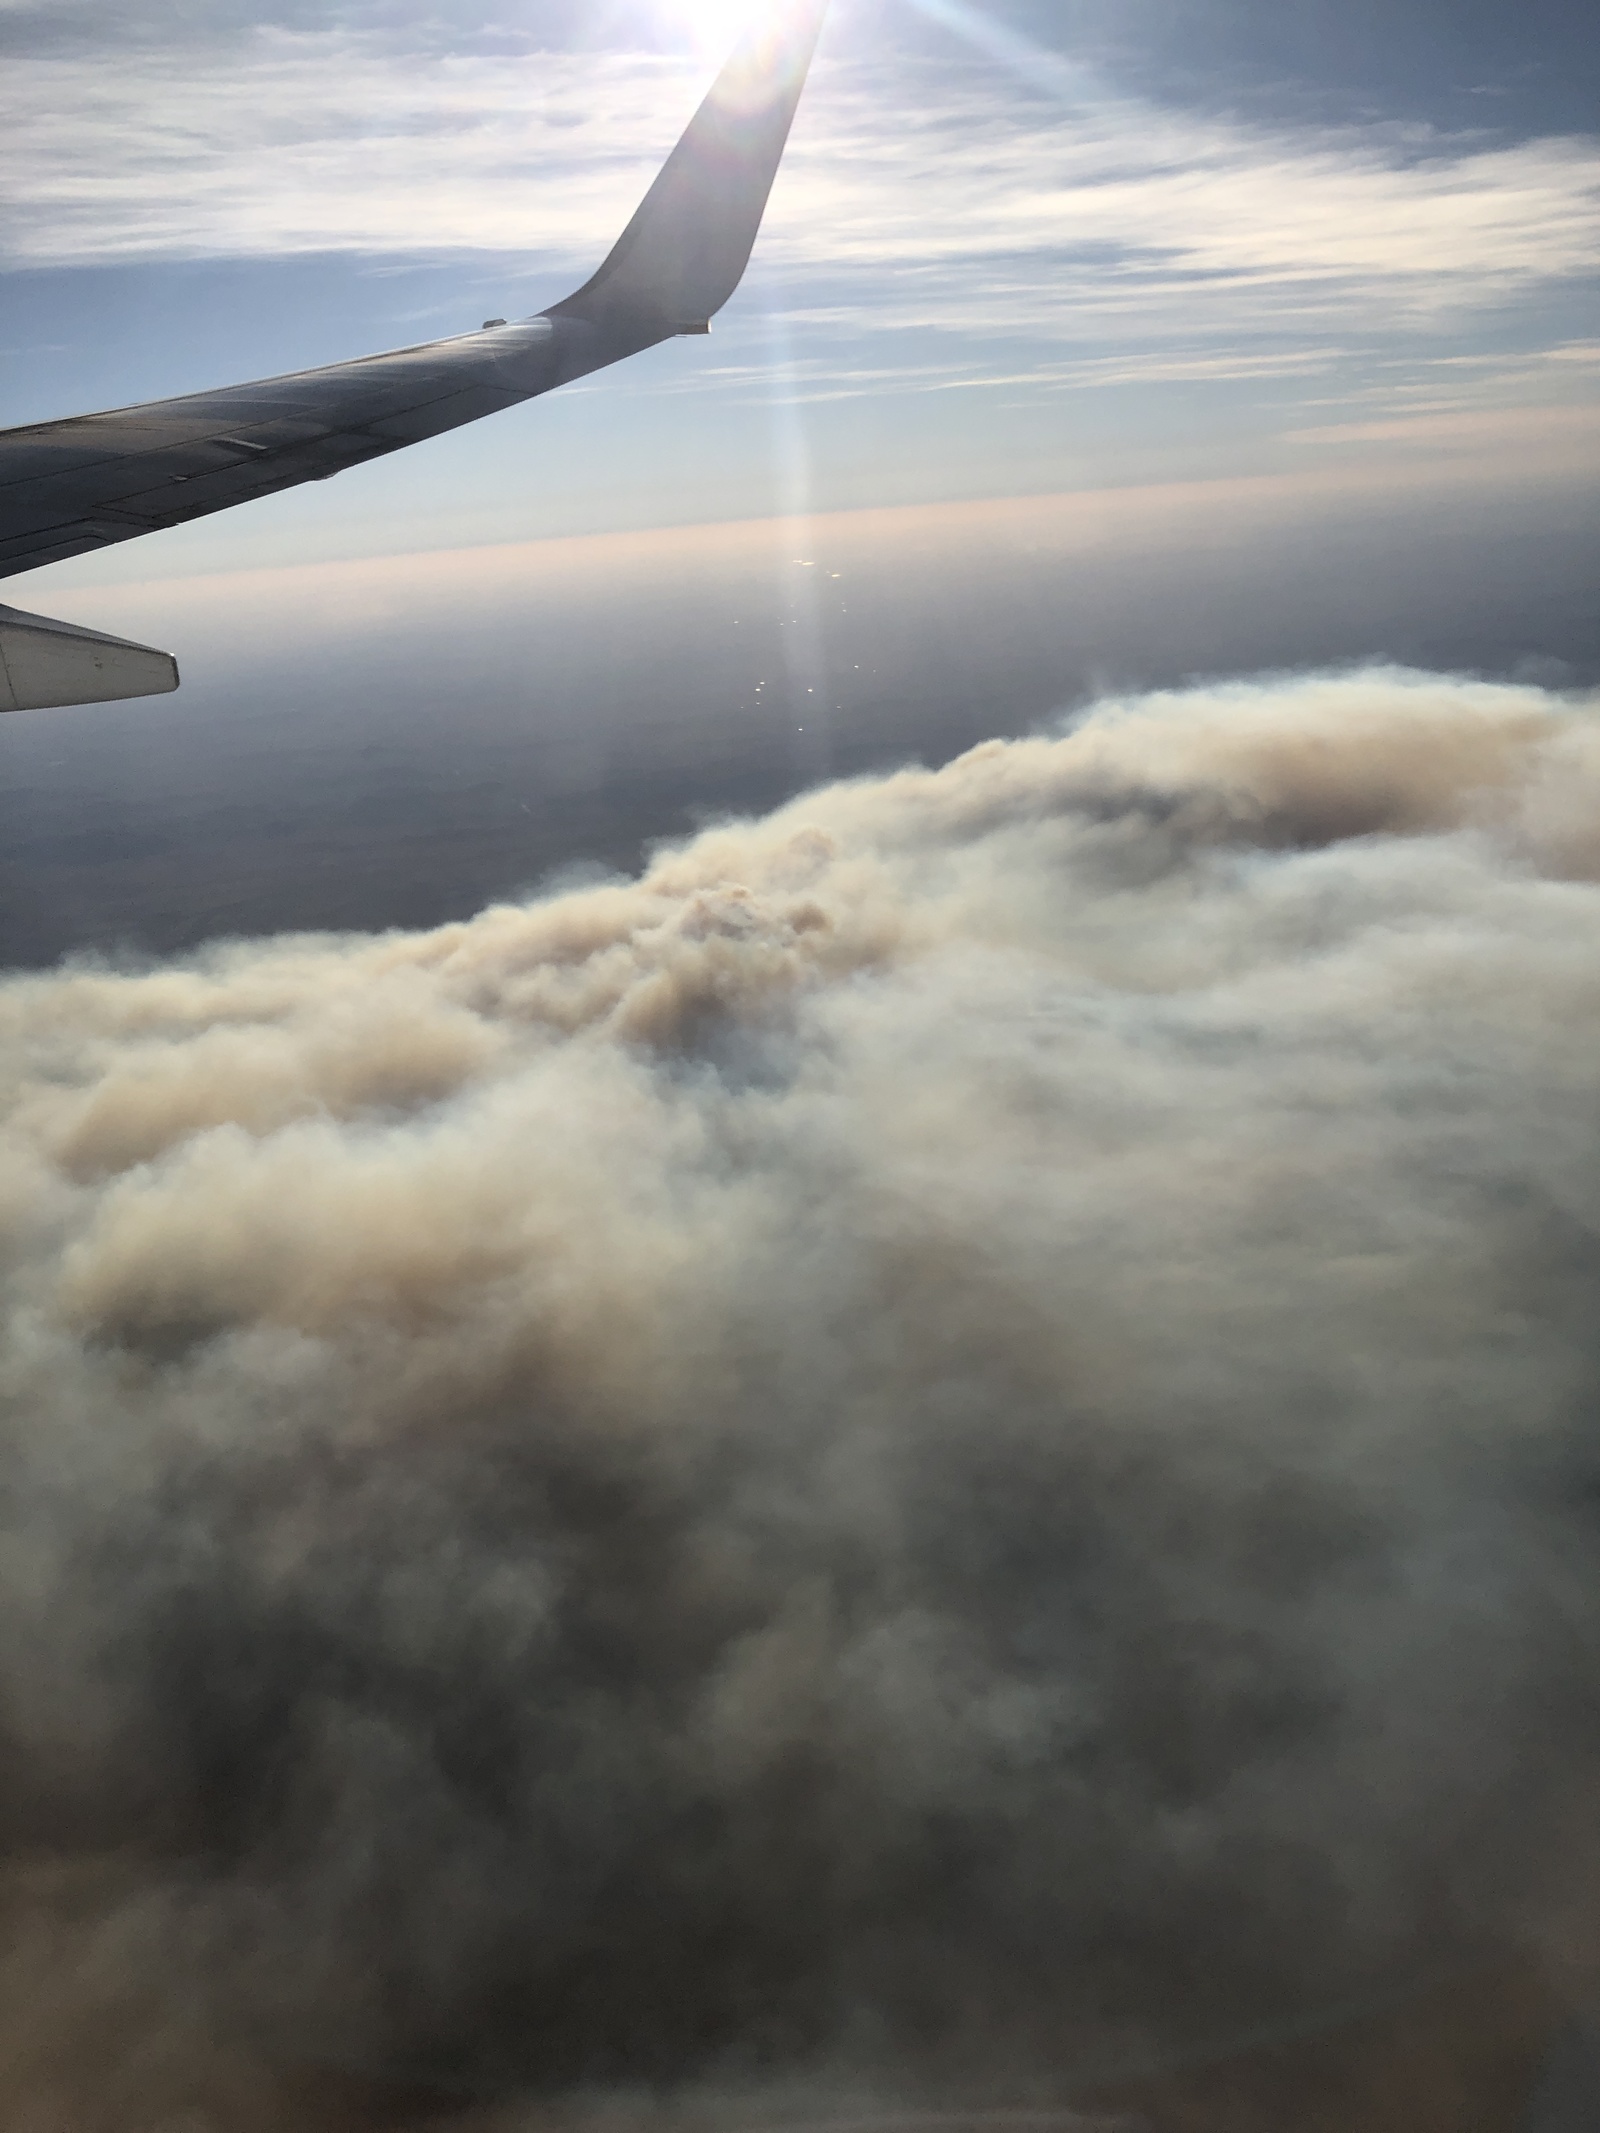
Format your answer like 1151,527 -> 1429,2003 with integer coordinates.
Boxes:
0,32 -> 688,270
1258,339 -> 1600,430
4,33 -> 1597,338
653,342 -> 1351,406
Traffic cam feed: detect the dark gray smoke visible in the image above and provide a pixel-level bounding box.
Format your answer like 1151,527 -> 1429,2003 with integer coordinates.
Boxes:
2,667 -> 1599,2127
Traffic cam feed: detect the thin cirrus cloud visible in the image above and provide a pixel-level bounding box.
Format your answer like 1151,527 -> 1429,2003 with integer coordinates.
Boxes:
5,33 -> 1598,326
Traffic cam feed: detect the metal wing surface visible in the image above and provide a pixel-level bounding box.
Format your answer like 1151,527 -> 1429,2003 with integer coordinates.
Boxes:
0,0 -> 828,709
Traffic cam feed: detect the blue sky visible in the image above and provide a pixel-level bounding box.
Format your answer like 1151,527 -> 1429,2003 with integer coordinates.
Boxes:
3,0 -> 1597,576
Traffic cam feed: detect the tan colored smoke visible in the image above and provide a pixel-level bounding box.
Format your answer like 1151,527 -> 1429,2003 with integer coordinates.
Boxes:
1,667 -> 1599,2129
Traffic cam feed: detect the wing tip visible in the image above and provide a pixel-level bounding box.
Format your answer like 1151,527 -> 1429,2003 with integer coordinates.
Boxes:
546,0 -> 830,362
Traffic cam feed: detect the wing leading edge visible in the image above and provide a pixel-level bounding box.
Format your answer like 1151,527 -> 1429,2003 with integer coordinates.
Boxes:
0,0 -> 828,708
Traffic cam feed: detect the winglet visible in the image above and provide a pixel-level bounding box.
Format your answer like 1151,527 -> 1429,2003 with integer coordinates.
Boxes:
546,0 -> 828,366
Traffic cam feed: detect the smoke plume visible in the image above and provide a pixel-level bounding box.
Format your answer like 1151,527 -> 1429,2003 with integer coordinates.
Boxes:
2,667 -> 1600,2127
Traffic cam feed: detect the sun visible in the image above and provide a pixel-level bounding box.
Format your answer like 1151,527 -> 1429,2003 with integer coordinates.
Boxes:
657,0 -> 767,59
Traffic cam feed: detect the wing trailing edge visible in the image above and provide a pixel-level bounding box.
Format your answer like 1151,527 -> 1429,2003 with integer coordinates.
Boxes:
0,603 -> 178,713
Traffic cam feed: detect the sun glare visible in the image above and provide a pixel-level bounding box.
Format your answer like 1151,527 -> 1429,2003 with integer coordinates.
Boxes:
659,0 -> 766,59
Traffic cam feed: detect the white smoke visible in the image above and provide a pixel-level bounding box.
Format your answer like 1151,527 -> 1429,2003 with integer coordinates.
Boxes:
1,666 -> 1599,2127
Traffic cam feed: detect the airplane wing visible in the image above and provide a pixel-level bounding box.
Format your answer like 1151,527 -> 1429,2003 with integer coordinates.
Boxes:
0,0 -> 828,712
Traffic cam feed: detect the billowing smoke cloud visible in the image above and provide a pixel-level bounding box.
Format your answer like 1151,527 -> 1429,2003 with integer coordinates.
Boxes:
2,667 -> 1599,2127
